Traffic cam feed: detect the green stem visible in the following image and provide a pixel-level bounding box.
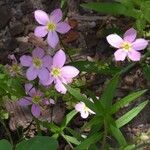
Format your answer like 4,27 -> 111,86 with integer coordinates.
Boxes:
34,118 -> 42,136
101,120 -> 107,150
0,119 -> 13,145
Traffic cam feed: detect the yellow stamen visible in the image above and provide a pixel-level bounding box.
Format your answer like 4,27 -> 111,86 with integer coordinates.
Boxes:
33,57 -> 42,69
121,42 -> 132,51
51,67 -> 61,77
47,22 -> 56,31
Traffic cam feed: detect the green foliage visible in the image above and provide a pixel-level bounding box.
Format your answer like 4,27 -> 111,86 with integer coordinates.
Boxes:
0,139 -> 12,150
81,0 -> 150,33
71,61 -> 121,75
100,74 -> 120,108
116,100 -> 148,128
16,136 -> 58,150
143,65 -> 150,82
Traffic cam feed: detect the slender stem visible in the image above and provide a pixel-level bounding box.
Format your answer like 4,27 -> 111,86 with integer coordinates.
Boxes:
34,118 -> 42,136
101,120 -> 107,150
0,119 -> 13,145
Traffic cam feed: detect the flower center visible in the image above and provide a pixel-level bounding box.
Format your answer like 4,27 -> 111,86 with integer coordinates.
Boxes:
32,95 -> 41,104
10,63 -> 21,75
33,57 -> 42,69
47,22 -> 56,31
51,67 -> 61,77
121,42 -> 132,51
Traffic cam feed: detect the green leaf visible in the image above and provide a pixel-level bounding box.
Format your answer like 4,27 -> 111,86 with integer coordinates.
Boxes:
75,132 -> 102,150
0,139 -> 12,150
70,61 -> 121,75
121,144 -> 135,150
61,110 -> 77,130
116,100 -> 148,128
16,136 -> 58,150
110,125 -> 127,146
100,74 -> 120,108
61,0 -> 68,8
110,90 -> 147,114
65,85 -> 97,113
81,2 -> 135,17
143,65 -> 150,83
62,134 -> 80,145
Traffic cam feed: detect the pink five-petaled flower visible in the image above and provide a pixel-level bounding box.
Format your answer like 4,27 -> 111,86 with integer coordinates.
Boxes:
106,28 -> 148,61
34,9 -> 71,48
40,50 -> 79,94
20,47 -> 52,81
75,102 -> 95,119
18,83 -> 44,118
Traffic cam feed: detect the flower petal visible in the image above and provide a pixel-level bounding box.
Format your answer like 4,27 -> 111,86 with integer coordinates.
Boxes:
114,49 -> 127,61
42,55 -> 52,68
123,28 -> 137,42
34,10 -> 50,25
61,66 -> 79,78
50,9 -> 62,23
47,31 -> 59,48
106,34 -> 123,48
34,26 -> 48,37
55,79 -> 67,94
75,102 -> 84,112
26,66 -> 38,80
38,67 -> 49,81
40,74 -> 54,86
31,104 -> 41,117
81,111 -> 89,119
128,50 -> 141,61
53,49 -> 66,67
32,47 -> 45,58
56,22 -> 71,34
18,97 -> 32,106
20,55 -> 32,67
132,39 -> 148,51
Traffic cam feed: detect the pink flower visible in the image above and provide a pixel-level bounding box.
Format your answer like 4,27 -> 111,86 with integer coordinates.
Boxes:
20,47 -> 52,81
18,83 -> 44,117
34,9 -> 71,48
106,28 -> 148,61
75,102 -> 95,119
40,50 -> 79,94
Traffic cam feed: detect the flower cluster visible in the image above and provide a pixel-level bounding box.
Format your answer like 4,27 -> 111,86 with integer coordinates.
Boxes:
18,8 -> 149,119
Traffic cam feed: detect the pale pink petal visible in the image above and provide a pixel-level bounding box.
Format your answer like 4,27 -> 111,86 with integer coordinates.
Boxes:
75,102 -> 84,112
20,55 -> 32,67
34,26 -> 48,37
81,111 -> 89,119
31,104 -> 41,117
42,55 -> 52,68
47,31 -> 59,48
55,79 -> 67,94
114,49 -> 127,61
56,22 -> 71,34
26,66 -> 38,80
61,66 -> 79,78
49,9 -> 62,23
53,49 -> 66,67
34,10 -> 50,25
25,83 -> 33,93
18,97 -> 32,106
32,47 -> 45,58
38,68 -> 49,82
132,39 -> 148,51
128,50 -> 141,61
123,28 -> 137,42
88,109 -> 96,115
106,34 -> 123,48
